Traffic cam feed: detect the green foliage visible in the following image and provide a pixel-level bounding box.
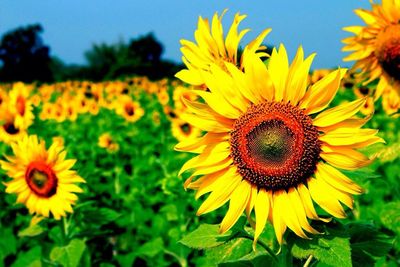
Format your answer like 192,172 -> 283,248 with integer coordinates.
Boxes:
0,83 -> 398,266
50,239 -> 87,267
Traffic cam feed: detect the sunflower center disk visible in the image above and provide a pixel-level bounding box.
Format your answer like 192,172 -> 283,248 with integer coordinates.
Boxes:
25,161 -> 58,197
125,104 -> 135,116
247,121 -> 295,166
230,102 -> 321,191
375,24 -> 400,81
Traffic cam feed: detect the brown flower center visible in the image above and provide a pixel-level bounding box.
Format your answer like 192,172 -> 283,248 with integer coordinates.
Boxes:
180,123 -> 192,135
375,24 -> 400,81
25,161 -> 58,197
3,123 -> 20,135
16,96 -> 26,116
230,101 -> 321,191
125,103 -> 135,116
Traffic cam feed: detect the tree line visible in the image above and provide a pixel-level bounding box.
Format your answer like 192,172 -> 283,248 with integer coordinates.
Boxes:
0,24 -> 182,83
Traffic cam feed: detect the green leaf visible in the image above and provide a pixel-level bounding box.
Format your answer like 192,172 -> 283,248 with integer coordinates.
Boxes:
205,238 -> 253,265
18,224 -> 45,237
180,217 -> 247,250
0,227 -> 17,261
380,202 -> 400,234
11,246 -> 42,267
136,237 -> 164,258
346,222 -> 393,266
288,228 -> 351,267
82,207 -> 121,226
50,239 -> 87,267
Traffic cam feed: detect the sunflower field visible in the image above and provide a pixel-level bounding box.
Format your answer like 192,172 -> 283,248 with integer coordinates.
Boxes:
1,1 -> 400,267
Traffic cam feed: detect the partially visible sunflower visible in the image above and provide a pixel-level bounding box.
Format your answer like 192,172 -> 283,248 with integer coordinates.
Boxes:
8,82 -> 34,129
176,45 -> 383,246
360,97 -> 375,115
0,107 -> 27,144
176,10 -> 271,86
171,119 -> 201,142
98,133 -> 119,153
342,0 -> 400,98
382,87 -> 400,115
309,69 -> 331,85
0,135 -> 85,219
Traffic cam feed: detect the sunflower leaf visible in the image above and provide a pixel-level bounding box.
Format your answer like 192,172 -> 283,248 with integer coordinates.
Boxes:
11,246 -> 42,267
288,225 -> 351,267
18,224 -> 45,238
180,217 -> 247,249
380,202 -> 400,235
49,239 -> 86,267
346,222 -> 394,266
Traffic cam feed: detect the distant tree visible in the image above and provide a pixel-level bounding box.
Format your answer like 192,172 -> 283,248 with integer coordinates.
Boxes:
84,41 -> 131,81
84,33 -> 179,81
0,24 -> 53,82
128,33 -> 163,64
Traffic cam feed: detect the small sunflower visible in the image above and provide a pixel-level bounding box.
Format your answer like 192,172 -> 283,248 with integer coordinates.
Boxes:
0,106 -> 27,144
0,135 -> 85,219
176,45 -> 383,246
382,87 -> 400,115
171,119 -> 201,142
98,133 -> 119,153
176,10 -> 271,86
8,82 -> 35,129
115,96 -> 144,123
342,0 -> 400,98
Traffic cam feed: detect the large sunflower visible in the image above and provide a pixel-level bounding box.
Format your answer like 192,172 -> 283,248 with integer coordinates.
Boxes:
176,10 -> 271,86
342,0 -> 400,98
176,45 -> 383,245
0,135 -> 85,219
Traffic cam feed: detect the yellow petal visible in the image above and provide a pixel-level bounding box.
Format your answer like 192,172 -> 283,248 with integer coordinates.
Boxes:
307,178 -> 347,218
197,172 -> 242,215
275,190 -> 309,239
316,163 -> 363,195
313,98 -> 366,127
321,145 -> 372,170
220,180 -> 251,233
253,189 -> 270,248
300,69 -> 346,114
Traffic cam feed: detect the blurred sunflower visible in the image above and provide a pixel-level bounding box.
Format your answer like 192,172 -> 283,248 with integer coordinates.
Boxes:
171,119 -> 201,142
98,133 -> 120,153
360,97 -> 375,115
382,88 -> 400,115
8,82 -> 35,129
342,0 -> 400,98
0,107 -> 27,144
0,135 -> 85,219
176,46 -> 383,245
115,96 -> 144,123
176,10 -> 271,86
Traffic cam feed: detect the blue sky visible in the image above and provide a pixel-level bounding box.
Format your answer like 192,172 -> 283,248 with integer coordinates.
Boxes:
0,0 -> 370,69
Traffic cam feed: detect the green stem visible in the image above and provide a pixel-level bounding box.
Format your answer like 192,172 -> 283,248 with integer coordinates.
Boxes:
240,231 -> 278,262
303,255 -> 314,267
64,217 -> 69,237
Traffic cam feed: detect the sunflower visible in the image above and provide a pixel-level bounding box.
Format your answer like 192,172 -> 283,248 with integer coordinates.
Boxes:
0,135 -> 85,219
359,97 -> 375,115
8,82 -> 35,129
176,45 -> 383,246
382,87 -> 400,115
98,133 -> 119,153
171,119 -> 201,142
175,10 -> 271,86
0,107 -> 27,144
115,96 -> 144,123
342,0 -> 400,98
